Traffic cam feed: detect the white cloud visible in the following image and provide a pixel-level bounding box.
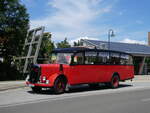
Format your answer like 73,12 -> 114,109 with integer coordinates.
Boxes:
120,38 -> 146,45
70,36 -> 99,45
30,0 -> 116,42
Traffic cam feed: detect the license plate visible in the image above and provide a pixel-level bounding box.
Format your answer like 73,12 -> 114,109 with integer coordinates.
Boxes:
28,84 -> 35,87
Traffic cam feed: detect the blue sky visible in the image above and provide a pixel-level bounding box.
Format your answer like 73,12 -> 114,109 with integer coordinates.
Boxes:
21,0 -> 150,44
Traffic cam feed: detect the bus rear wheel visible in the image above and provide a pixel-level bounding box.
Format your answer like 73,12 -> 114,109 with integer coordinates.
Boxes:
54,77 -> 66,94
110,75 -> 120,88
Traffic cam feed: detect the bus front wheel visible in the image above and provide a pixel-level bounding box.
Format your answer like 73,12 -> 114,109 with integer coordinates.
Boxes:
53,77 -> 66,94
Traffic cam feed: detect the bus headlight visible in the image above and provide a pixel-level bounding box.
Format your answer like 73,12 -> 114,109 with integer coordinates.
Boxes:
42,76 -> 46,81
41,76 -> 47,83
46,80 -> 50,84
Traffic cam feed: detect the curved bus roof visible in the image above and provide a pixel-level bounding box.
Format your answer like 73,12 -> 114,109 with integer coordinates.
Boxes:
53,47 -> 132,56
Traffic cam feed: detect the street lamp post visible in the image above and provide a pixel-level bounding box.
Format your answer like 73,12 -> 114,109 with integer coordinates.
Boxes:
108,29 -> 115,50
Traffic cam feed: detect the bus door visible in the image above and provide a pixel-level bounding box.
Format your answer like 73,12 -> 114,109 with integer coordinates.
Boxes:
69,52 -> 86,84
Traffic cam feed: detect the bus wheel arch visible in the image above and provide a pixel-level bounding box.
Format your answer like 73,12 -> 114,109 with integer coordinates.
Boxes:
53,75 -> 68,94
112,72 -> 120,80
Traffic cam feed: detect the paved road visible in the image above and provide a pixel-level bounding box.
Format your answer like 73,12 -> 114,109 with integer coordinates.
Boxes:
0,81 -> 150,113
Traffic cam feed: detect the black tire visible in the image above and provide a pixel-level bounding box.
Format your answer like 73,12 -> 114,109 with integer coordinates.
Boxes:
89,83 -> 99,88
53,77 -> 66,94
110,75 -> 120,88
31,87 -> 42,93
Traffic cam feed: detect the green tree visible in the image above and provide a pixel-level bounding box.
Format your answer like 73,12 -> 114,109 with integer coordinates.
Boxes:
0,0 -> 29,63
73,40 -> 81,46
38,32 -> 55,63
0,0 -> 29,80
56,38 -> 71,48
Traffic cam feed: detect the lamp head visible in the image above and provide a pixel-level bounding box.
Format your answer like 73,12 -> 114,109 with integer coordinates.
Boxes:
110,30 -> 115,37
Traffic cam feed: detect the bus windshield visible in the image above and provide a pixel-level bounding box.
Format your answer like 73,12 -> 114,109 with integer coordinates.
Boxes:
51,53 -> 73,64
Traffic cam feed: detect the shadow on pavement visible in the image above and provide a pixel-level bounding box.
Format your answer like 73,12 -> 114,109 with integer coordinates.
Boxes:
67,84 -> 132,94
27,83 -> 132,95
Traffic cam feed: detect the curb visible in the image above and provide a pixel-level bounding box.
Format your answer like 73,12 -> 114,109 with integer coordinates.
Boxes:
0,81 -> 26,91
0,85 -> 27,91
133,75 -> 150,81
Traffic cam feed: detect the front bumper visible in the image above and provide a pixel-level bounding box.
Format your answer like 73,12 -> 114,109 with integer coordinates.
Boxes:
26,81 -> 53,88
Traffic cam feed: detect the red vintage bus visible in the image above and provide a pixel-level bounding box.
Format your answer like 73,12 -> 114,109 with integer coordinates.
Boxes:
26,47 -> 134,94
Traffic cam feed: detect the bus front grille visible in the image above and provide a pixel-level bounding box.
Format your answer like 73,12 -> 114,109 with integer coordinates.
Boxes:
28,65 -> 41,83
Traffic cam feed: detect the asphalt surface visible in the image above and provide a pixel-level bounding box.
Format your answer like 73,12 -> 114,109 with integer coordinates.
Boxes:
0,81 -> 150,113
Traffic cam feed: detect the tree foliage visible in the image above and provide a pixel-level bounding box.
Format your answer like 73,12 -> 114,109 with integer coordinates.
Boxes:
56,38 -> 71,48
73,40 -> 81,46
0,0 -> 29,63
0,0 -> 29,80
38,32 -> 55,63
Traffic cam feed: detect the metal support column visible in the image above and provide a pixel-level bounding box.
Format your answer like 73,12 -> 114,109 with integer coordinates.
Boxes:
138,56 -> 146,75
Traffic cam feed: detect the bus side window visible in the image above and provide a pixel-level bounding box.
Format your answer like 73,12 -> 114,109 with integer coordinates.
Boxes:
110,52 -> 120,65
98,52 -> 109,64
120,54 -> 127,65
128,55 -> 133,65
73,53 -> 84,65
85,52 -> 97,64
120,54 -> 133,65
